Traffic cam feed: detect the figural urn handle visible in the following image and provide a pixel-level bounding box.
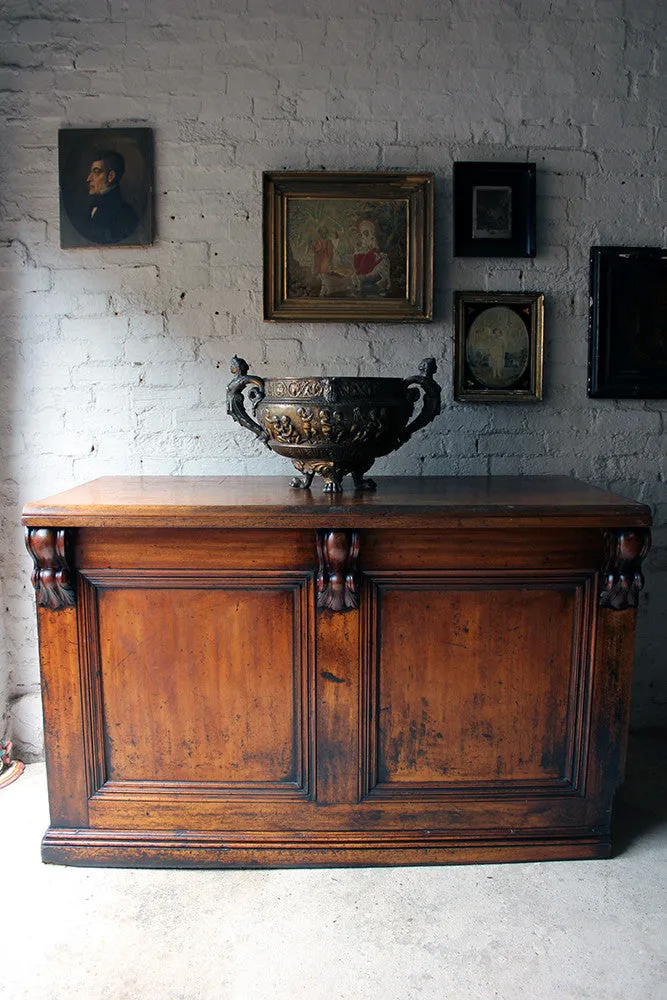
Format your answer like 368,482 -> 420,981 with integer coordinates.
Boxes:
400,357 -> 441,443
226,356 -> 269,445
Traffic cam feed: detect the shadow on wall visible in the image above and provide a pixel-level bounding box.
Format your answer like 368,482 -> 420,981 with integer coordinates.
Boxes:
0,224 -> 43,758
0,243 -> 18,746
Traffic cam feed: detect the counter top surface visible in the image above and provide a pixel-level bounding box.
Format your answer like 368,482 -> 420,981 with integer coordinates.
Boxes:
22,476 -> 652,529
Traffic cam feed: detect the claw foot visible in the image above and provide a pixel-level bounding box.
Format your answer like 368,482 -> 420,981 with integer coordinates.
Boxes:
352,471 -> 377,492
290,472 -> 314,490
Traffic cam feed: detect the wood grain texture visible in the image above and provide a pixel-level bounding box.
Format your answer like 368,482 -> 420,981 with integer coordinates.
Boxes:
24,475 -> 651,867
22,475 -> 652,529
362,575 -> 594,796
36,605 -> 88,827
41,827 -> 610,868
84,574 -> 311,790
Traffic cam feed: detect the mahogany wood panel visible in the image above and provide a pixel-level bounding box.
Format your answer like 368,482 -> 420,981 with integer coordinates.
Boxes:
36,606 -> 88,827
23,476 -> 652,867
315,608 -> 361,806
363,578 -> 593,795
75,528 -> 316,571
361,528 -> 603,571
86,577 -> 310,789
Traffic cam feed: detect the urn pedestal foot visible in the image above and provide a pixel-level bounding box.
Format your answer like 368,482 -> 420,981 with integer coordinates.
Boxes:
352,468 -> 377,491
322,470 -> 344,493
289,471 -> 314,490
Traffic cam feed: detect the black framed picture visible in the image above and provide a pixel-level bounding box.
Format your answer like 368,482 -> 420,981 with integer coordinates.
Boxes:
588,246 -> 667,398
453,162 -> 536,258
454,291 -> 544,402
59,127 -> 153,248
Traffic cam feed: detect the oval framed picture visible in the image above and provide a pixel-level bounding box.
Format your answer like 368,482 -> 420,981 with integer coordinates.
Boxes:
454,291 -> 544,402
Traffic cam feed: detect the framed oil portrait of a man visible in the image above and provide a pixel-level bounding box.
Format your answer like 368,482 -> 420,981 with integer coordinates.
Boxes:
454,291 -> 544,402
263,171 -> 434,321
59,128 -> 153,248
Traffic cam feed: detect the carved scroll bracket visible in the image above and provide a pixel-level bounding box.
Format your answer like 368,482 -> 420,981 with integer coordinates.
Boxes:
600,528 -> 651,611
316,529 -> 360,613
25,527 -> 76,610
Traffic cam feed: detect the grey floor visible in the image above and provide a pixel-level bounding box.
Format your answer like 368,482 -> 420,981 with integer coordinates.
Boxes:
3,732 -> 666,1000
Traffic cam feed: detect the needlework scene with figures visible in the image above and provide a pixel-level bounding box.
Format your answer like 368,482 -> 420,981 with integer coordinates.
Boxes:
286,198 -> 408,300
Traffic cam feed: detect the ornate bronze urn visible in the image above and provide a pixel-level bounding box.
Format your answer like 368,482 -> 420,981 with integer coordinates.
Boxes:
226,356 -> 441,492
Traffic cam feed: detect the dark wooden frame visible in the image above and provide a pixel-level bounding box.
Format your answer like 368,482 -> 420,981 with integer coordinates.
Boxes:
263,171 -> 434,322
58,127 -> 153,249
453,162 -> 536,258
588,246 -> 667,399
454,291 -> 544,402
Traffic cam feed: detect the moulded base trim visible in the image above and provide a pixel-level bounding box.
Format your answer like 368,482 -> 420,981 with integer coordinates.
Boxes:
41,826 -> 611,868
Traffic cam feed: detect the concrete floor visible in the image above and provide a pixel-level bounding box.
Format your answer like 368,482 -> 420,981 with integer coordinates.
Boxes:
2,733 -> 666,1000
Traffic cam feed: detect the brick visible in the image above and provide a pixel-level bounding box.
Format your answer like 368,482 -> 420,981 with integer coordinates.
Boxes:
0,265 -> 51,293
585,124 -> 654,152
56,266 -> 159,296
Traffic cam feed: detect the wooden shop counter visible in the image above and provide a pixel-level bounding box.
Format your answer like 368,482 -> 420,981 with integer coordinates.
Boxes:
23,475 -> 651,867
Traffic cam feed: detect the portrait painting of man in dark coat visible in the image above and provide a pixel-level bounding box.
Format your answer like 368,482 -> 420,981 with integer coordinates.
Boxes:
59,128 -> 153,248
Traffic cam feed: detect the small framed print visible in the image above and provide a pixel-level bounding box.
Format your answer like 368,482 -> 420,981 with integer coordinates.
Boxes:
454,291 -> 544,402
588,246 -> 667,398
59,127 -> 153,248
263,171 -> 433,321
453,162 -> 536,257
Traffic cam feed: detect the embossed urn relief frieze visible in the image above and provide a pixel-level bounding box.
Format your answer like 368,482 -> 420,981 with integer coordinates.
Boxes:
226,356 -> 441,492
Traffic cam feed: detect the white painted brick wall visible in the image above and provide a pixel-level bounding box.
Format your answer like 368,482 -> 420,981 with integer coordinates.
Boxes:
0,0 -> 665,756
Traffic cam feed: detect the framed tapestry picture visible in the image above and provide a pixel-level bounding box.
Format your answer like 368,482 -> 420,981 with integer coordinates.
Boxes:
454,291 -> 544,402
588,246 -> 667,398
59,127 -> 153,248
453,162 -> 536,258
263,171 -> 434,321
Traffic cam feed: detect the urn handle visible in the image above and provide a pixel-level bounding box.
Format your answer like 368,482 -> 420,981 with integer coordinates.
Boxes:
401,357 -> 441,442
226,357 -> 269,445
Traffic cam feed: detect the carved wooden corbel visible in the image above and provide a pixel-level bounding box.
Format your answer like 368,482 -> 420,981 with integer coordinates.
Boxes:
316,529 -> 360,613
25,527 -> 76,610
599,528 -> 651,610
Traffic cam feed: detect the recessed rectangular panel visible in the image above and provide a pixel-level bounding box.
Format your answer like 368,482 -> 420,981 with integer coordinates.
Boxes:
373,585 -> 583,788
96,585 -> 302,785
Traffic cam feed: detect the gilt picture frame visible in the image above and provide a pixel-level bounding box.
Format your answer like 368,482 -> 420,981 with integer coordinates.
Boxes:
454,291 -> 544,402
588,246 -> 667,398
59,127 -> 153,249
453,162 -> 536,258
263,171 -> 434,321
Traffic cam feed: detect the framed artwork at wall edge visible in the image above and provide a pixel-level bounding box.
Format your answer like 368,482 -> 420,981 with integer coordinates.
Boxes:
454,291 -> 545,402
588,246 -> 667,399
263,171 -> 434,322
58,127 -> 153,248
453,162 -> 536,258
